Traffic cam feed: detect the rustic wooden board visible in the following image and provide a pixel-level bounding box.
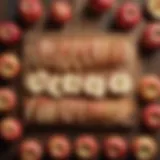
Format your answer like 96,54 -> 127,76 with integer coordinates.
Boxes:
0,0 -> 159,159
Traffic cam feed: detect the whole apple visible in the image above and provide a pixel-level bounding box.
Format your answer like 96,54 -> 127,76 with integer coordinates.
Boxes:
19,0 -> 43,24
0,22 -> 22,45
142,23 -> 160,49
50,1 -> 72,24
116,2 -> 142,29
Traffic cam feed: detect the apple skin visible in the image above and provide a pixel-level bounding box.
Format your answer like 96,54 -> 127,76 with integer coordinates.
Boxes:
103,136 -> 127,159
138,75 -> 160,102
0,22 -> 22,45
116,2 -> 142,29
142,23 -> 160,49
0,118 -> 22,141
47,135 -> 71,159
19,0 -> 43,24
131,136 -> 158,160
50,1 -> 72,24
20,139 -> 43,160
89,0 -> 115,13
0,88 -> 17,112
0,53 -> 21,79
74,135 -> 99,159
143,104 -> 160,130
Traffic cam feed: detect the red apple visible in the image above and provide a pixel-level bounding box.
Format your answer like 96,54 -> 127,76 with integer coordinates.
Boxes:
90,0 -> 115,13
142,23 -> 160,49
75,135 -> 99,160
0,88 -> 17,112
103,136 -> 128,159
131,136 -> 157,160
138,75 -> 160,102
143,104 -> 160,130
0,22 -> 22,45
146,0 -> 160,20
0,118 -> 22,141
47,135 -> 71,159
20,139 -> 43,160
0,53 -> 21,79
116,2 -> 142,29
50,1 -> 72,24
19,0 -> 43,24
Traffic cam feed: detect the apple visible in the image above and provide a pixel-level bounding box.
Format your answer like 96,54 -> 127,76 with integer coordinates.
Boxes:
19,0 -> 43,24
0,53 -> 20,79
89,0 -> 115,13
103,136 -> 127,159
75,135 -> 99,159
0,88 -> 17,112
0,22 -> 22,45
146,0 -> 160,20
143,104 -> 160,130
138,75 -> 160,102
50,1 -> 72,24
47,135 -> 71,159
116,2 -> 142,29
0,118 -> 22,141
131,136 -> 157,160
20,139 -> 43,160
142,23 -> 160,49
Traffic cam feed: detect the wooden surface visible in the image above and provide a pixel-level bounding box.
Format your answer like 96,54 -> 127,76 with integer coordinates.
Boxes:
0,0 -> 159,159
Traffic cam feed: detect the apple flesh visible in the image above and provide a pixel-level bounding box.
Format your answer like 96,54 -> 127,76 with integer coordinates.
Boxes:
47,135 -> 71,159
103,136 -> 127,159
116,2 -> 142,29
142,23 -> 160,49
50,1 -> 72,24
75,135 -> 99,160
143,104 -> 160,130
89,0 -> 115,13
19,0 -> 43,24
0,118 -> 22,141
0,22 -> 22,45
